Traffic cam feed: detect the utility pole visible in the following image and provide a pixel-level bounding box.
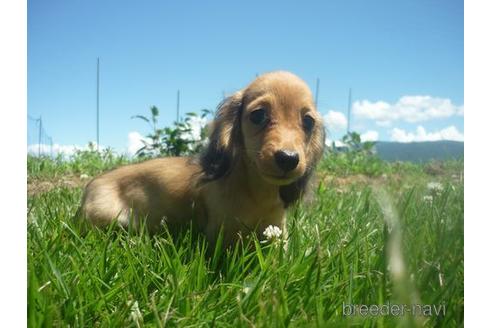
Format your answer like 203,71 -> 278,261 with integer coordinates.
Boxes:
315,78 -> 320,108
96,57 -> 100,151
347,88 -> 352,134
176,90 -> 180,122
38,116 -> 42,157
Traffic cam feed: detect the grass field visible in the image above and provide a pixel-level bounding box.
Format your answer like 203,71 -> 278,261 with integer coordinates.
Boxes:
27,152 -> 464,327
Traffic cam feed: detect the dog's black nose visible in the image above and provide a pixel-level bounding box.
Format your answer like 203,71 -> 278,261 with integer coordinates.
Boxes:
274,150 -> 299,172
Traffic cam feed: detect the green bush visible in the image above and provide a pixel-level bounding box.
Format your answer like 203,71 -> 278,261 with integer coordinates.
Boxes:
132,106 -> 211,158
321,132 -> 388,176
27,144 -> 129,179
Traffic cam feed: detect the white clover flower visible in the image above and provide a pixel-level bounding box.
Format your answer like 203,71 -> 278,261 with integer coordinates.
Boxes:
237,281 -> 254,302
427,181 -> 444,193
80,174 -> 90,180
438,273 -> 444,287
423,195 -> 433,203
263,225 -> 282,240
304,246 -> 314,257
127,300 -> 143,324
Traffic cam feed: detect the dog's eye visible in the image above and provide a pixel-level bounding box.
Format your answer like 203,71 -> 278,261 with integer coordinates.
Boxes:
303,115 -> 315,132
250,108 -> 268,125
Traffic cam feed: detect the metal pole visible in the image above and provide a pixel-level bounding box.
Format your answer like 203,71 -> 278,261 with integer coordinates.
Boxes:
96,57 -> 100,151
176,90 -> 180,122
315,78 -> 320,108
347,88 -> 352,134
38,117 -> 42,157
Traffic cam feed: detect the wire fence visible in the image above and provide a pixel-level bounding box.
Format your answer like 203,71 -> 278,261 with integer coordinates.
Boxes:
25,77 -> 334,159
27,115 -> 54,157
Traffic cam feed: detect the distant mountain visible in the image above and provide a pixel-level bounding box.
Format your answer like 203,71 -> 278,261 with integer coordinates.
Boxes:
374,141 -> 464,162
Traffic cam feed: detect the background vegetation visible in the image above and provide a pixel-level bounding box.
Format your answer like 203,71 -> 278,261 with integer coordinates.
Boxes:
27,114 -> 464,327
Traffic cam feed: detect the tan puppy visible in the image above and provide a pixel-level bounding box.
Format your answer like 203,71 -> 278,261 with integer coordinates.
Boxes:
79,71 -> 325,246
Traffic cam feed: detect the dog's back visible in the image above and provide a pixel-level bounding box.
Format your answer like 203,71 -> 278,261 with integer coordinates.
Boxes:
79,157 -> 202,233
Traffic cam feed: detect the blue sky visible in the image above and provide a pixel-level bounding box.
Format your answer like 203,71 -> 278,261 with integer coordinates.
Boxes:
28,0 -> 464,155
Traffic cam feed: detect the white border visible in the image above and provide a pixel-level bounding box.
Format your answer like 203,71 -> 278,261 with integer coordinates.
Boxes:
0,0 -> 27,325
465,0 -> 492,326
1,0 -> 477,325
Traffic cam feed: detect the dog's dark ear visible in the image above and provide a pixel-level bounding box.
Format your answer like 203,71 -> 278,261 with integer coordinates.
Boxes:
200,91 -> 243,181
279,123 -> 326,207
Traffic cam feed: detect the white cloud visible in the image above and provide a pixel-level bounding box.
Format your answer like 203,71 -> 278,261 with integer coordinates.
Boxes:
325,130 -> 378,148
27,142 -> 104,157
360,130 -> 379,142
127,131 -> 151,156
28,144 -> 77,157
353,96 -> 463,126
457,105 -> 464,116
323,110 -> 347,132
325,137 -> 347,148
182,116 -> 208,141
390,125 -> 464,143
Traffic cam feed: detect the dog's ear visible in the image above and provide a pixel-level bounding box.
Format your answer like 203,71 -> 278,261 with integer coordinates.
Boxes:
200,91 -> 243,181
279,122 -> 326,207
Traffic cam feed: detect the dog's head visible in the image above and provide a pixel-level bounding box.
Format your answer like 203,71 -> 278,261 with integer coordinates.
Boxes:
200,71 -> 325,206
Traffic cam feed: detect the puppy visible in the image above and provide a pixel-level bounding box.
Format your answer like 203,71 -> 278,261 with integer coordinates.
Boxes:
79,71 -> 325,246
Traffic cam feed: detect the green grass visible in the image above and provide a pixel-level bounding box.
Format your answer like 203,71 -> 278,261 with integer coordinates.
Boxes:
27,149 -> 131,179
27,156 -> 464,327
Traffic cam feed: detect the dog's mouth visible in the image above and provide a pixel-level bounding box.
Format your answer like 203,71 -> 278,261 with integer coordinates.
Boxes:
261,172 -> 299,185
254,158 -> 304,185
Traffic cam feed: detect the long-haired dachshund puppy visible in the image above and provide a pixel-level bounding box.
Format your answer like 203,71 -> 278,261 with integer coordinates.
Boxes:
79,71 -> 325,246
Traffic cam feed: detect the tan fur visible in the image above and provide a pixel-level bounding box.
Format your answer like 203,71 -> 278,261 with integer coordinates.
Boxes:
79,71 -> 325,246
